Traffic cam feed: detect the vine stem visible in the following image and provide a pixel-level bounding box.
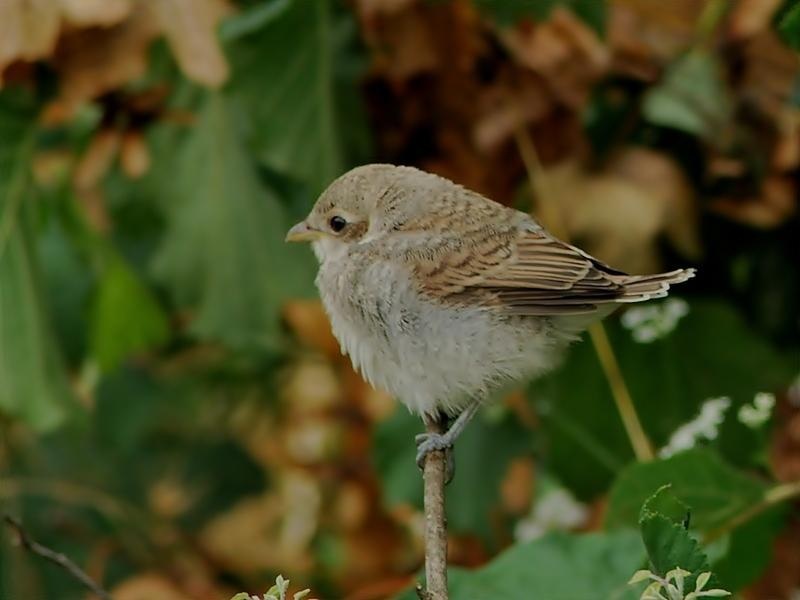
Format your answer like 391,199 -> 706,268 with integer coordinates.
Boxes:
704,479 -> 800,544
513,127 -> 653,462
420,418 -> 448,600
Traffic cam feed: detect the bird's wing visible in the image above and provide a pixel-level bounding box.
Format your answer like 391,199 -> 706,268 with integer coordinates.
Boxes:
405,226 -> 690,316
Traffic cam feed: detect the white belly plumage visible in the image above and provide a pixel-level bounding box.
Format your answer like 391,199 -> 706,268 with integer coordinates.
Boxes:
317,256 -> 565,418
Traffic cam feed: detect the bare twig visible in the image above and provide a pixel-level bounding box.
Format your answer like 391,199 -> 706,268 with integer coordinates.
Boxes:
3,514 -> 113,600
513,127 -> 654,462
421,418 -> 448,600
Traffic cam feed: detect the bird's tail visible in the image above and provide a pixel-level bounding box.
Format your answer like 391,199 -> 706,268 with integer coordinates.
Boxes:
611,268 -> 696,303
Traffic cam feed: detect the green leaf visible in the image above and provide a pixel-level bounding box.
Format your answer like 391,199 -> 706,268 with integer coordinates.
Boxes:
0,90 -> 73,430
90,257 -> 169,371
712,505 -> 785,591
641,484 -> 691,525
529,300 -> 796,498
643,51 -> 732,141
94,367 -> 166,451
373,405 -> 531,540
779,2 -> 800,51
151,93 -> 314,350
226,0 -> 369,196
639,486 -> 709,583
606,449 -> 766,531
397,531 -> 644,600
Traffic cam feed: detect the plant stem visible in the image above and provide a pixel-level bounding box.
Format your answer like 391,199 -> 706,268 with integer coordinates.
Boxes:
588,324 -> 654,461
3,515 -> 112,600
704,479 -> 800,544
513,127 -> 654,462
422,418 -> 448,600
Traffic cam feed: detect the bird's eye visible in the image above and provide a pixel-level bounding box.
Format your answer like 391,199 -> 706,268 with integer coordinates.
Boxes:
329,215 -> 347,232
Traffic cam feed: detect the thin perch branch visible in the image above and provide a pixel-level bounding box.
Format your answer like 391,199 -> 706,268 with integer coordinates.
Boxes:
3,514 -> 113,600
421,418 -> 448,600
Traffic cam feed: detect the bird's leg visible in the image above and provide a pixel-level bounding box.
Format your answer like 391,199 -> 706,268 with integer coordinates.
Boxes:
415,401 -> 480,484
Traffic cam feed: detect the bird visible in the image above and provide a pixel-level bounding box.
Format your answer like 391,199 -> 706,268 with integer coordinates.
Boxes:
286,164 -> 695,480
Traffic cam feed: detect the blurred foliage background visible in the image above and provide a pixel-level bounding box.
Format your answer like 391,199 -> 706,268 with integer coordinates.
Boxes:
0,0 -> 799,599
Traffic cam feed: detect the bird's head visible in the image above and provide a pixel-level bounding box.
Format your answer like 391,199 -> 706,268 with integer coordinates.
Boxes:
286,164 -> 433,260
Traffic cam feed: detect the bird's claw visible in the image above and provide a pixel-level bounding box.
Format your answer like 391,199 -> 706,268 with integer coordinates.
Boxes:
415,432 -> 455,484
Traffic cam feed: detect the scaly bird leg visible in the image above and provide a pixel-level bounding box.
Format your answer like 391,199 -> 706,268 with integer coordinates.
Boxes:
415,401 -> 480,484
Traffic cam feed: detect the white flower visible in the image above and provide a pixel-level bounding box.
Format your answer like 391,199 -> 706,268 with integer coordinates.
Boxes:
621,298 -> 689,343
659,397 -> 731,458
738,392 -> 775,428
514,488 -> 588,542
629,568 -> 730,600
231,576 -> 310,600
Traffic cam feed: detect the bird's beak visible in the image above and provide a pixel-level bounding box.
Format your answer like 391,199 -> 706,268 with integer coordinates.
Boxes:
285,221 -> 321,242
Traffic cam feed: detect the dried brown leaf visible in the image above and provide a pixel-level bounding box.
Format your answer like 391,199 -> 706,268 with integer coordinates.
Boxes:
710,175 -> 797,228
148,476 -> 193,519
540,148 -> 699,273
120,130 -> 151,178
473,76 -> 551,152
200,492 -> 286,573
607,0 -> 710,80
73,129 -> 121,190
361,0 -> 484,83
52,6 -> 158,113
282,359 -> 342,414
355,0 -> 417,20
363,6 -> 440,82
0,0 -> 61,76
727,0 -> 782,41
500,456 -> 535,514
502,7 -> 609,108
285,417 -> 343,464
283,300 -> 341,358
59,0 -> 132,27
334,481 -> 372,531
113,574 -> 196,600
146,0 -> 230,88
738,31 -> 800,122
772,114 -> 800,171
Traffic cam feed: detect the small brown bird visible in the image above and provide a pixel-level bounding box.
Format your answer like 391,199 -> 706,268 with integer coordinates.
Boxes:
287,164 -> 694,479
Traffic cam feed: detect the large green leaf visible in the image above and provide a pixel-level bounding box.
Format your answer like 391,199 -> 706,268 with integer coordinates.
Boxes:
529,300 -> 797,498
151,93 -> 313,350
225,0 -> 370,197
397,531 -> 643,600
605,449 -> 766,531
90,256 -> 169,371
0,90 -> 73,430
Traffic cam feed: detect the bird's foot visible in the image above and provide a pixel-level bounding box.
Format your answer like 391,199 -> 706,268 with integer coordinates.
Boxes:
415,432 -> 456,484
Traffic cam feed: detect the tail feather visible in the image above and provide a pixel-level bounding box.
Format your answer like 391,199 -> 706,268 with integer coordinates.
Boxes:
611,268 -> 696,303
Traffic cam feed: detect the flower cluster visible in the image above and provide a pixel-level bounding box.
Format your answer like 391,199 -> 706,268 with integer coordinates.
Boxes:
621,298 -> 690,343
231,575 -> 311,600
659,397 -> 731,458
629,568 -> 730,600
